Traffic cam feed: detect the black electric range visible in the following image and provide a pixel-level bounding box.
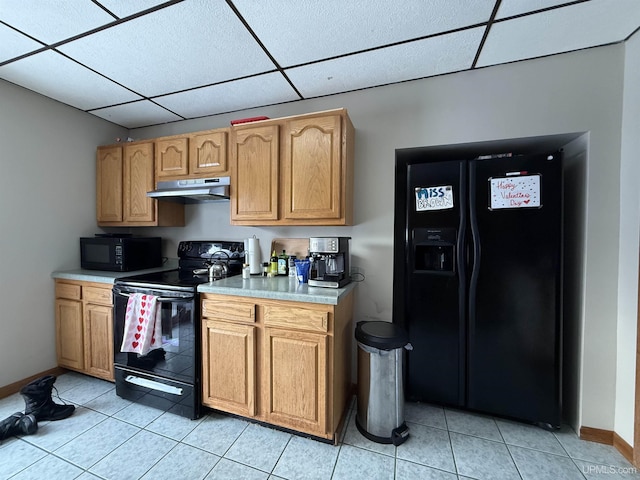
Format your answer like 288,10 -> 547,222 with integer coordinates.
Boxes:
112,240 -> 244,419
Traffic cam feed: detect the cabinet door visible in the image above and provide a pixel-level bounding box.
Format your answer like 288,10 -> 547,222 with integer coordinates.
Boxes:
156,137 -> 188,178
96,146 -> 123,223
283,115 -> 342,220
84,304 -> 114,381
264,328 -> 328,435
190,130 -> 228,176
123,142 -> 155,223
56,299 -> 84,370
231,125 -> 279,221
202,320 -> 256,416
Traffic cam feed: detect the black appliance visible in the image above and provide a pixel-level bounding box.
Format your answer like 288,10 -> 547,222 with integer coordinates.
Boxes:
112,240 -> 244,419
393,149 -> 563,428
80,234 -> 162,272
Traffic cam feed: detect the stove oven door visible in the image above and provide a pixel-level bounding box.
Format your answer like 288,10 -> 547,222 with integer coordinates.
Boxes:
113,285 -> 200,419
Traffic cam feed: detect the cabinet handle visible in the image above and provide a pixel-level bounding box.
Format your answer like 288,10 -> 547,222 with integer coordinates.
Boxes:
114,290 -> 194,302
124,375 -> 183,395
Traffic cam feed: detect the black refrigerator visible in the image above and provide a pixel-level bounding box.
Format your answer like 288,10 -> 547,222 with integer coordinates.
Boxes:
393,148 -> 563,428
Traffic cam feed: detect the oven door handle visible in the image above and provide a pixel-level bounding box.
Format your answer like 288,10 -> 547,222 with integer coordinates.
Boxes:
113,290 -> 194,303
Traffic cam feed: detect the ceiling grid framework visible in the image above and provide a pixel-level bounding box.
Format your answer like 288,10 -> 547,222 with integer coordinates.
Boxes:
0,0 -> 638,128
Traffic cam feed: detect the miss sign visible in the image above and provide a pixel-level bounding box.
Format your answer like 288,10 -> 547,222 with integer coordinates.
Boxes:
415,185 -> 454,211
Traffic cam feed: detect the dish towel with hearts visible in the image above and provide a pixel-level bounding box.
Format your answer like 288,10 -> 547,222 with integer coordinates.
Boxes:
120,293 -> 162,355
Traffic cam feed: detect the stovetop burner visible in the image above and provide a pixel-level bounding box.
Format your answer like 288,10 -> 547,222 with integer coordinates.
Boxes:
115,240 -> 245,292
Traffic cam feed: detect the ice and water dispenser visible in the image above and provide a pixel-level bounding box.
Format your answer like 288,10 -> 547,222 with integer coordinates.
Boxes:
412,228 -> 456,273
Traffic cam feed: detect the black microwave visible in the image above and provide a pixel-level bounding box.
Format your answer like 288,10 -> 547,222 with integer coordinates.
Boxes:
80,235 -> 162,272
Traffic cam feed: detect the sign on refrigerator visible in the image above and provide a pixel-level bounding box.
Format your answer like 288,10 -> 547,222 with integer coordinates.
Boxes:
489,174 -> 541,210
415,185 -> 454,211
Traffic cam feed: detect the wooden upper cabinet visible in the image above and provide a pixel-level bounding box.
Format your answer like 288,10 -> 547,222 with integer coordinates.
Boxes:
156,137 -> 188,178
230,124 -> 279,222
96,141 -> 184,227
283,114 -> 342,221
154,129 -> 229,180
229,109 -> 354,226
190,129 -> 228,176
96,146 -> 123,223
123,142 -> 155,223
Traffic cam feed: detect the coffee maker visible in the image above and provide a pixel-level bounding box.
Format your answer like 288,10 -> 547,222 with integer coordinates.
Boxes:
308,237 -> 351,288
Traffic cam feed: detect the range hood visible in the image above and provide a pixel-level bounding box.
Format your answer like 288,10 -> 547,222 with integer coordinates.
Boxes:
147,177 -> 230,204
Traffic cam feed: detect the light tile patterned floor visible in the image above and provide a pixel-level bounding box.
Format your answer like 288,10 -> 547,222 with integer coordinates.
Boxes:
0,372 -> 637,480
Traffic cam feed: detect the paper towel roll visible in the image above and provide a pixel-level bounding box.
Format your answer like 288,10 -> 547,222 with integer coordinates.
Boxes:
246,237 -> 262,274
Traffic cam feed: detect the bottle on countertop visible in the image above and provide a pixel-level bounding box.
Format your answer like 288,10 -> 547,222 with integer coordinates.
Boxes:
288,255 -> 297,277
262,262 -> 269,277
309,255 -> 317,280
277,250 -> 289,275
270,250 -> 278,275
242,263 -> 250,279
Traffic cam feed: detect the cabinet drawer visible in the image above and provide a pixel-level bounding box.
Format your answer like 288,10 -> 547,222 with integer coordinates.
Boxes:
55,282 -> 81,300
201,299 -> 255,323
83,286 -> 113,306
263,305 -> 329,333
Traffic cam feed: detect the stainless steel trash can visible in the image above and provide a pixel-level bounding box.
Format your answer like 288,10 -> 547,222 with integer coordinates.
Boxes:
355,321 -> 411,446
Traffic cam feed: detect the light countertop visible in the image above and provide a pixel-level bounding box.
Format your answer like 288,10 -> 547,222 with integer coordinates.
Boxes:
51,259 -> 178,284
198,275 -> 357,305
52,261 -> 357,305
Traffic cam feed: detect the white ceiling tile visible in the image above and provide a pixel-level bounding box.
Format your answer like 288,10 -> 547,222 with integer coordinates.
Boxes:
90,100 -> 182,128
286,27 -> 484,98
0,23 -> 44,63
478,0 -> 640,67
496,0 -> 576,19
233,0 -> 495,66
155,73 -> 300,118
58,0 -> 277,97
0,0 -> 115,44
94,0 -> 170,19
0,50 -> 141,109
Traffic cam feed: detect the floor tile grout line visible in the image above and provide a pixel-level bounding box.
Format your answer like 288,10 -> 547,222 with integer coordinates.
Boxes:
269,433 -> 293,476
4,373 -> 639,480
394,456 -> 460,478
3,438 -> 48,479
446,428 -> 461,478
45,414 -> 121,472
502,439 -> 525,480
215,416 -> 251,465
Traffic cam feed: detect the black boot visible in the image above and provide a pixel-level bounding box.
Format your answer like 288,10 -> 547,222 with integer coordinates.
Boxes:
20,375 -> 75,421
0,412 -> 38,442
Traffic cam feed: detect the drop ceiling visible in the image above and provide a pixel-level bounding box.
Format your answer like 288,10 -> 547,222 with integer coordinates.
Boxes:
1,0 -> 638,129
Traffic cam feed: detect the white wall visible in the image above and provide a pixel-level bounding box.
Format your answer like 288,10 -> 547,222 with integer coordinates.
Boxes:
0,79 -> 126,387
0,42 -> 632,437
562,134 -> 589,431
615,33 -> 640,445
133,45 -> 628,433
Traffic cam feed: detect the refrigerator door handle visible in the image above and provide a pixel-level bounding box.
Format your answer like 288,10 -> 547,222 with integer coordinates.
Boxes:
468,162 -> 481,364
457,161 -> 469,406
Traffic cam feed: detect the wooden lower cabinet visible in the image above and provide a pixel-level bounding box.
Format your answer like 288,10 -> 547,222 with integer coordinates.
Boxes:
55,280 -> 114,382
83,303 -> 114,380
200,292 -> 353,442
202,319 -> 256,417
264,328 -> 327,434
55,298 -> 84,371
